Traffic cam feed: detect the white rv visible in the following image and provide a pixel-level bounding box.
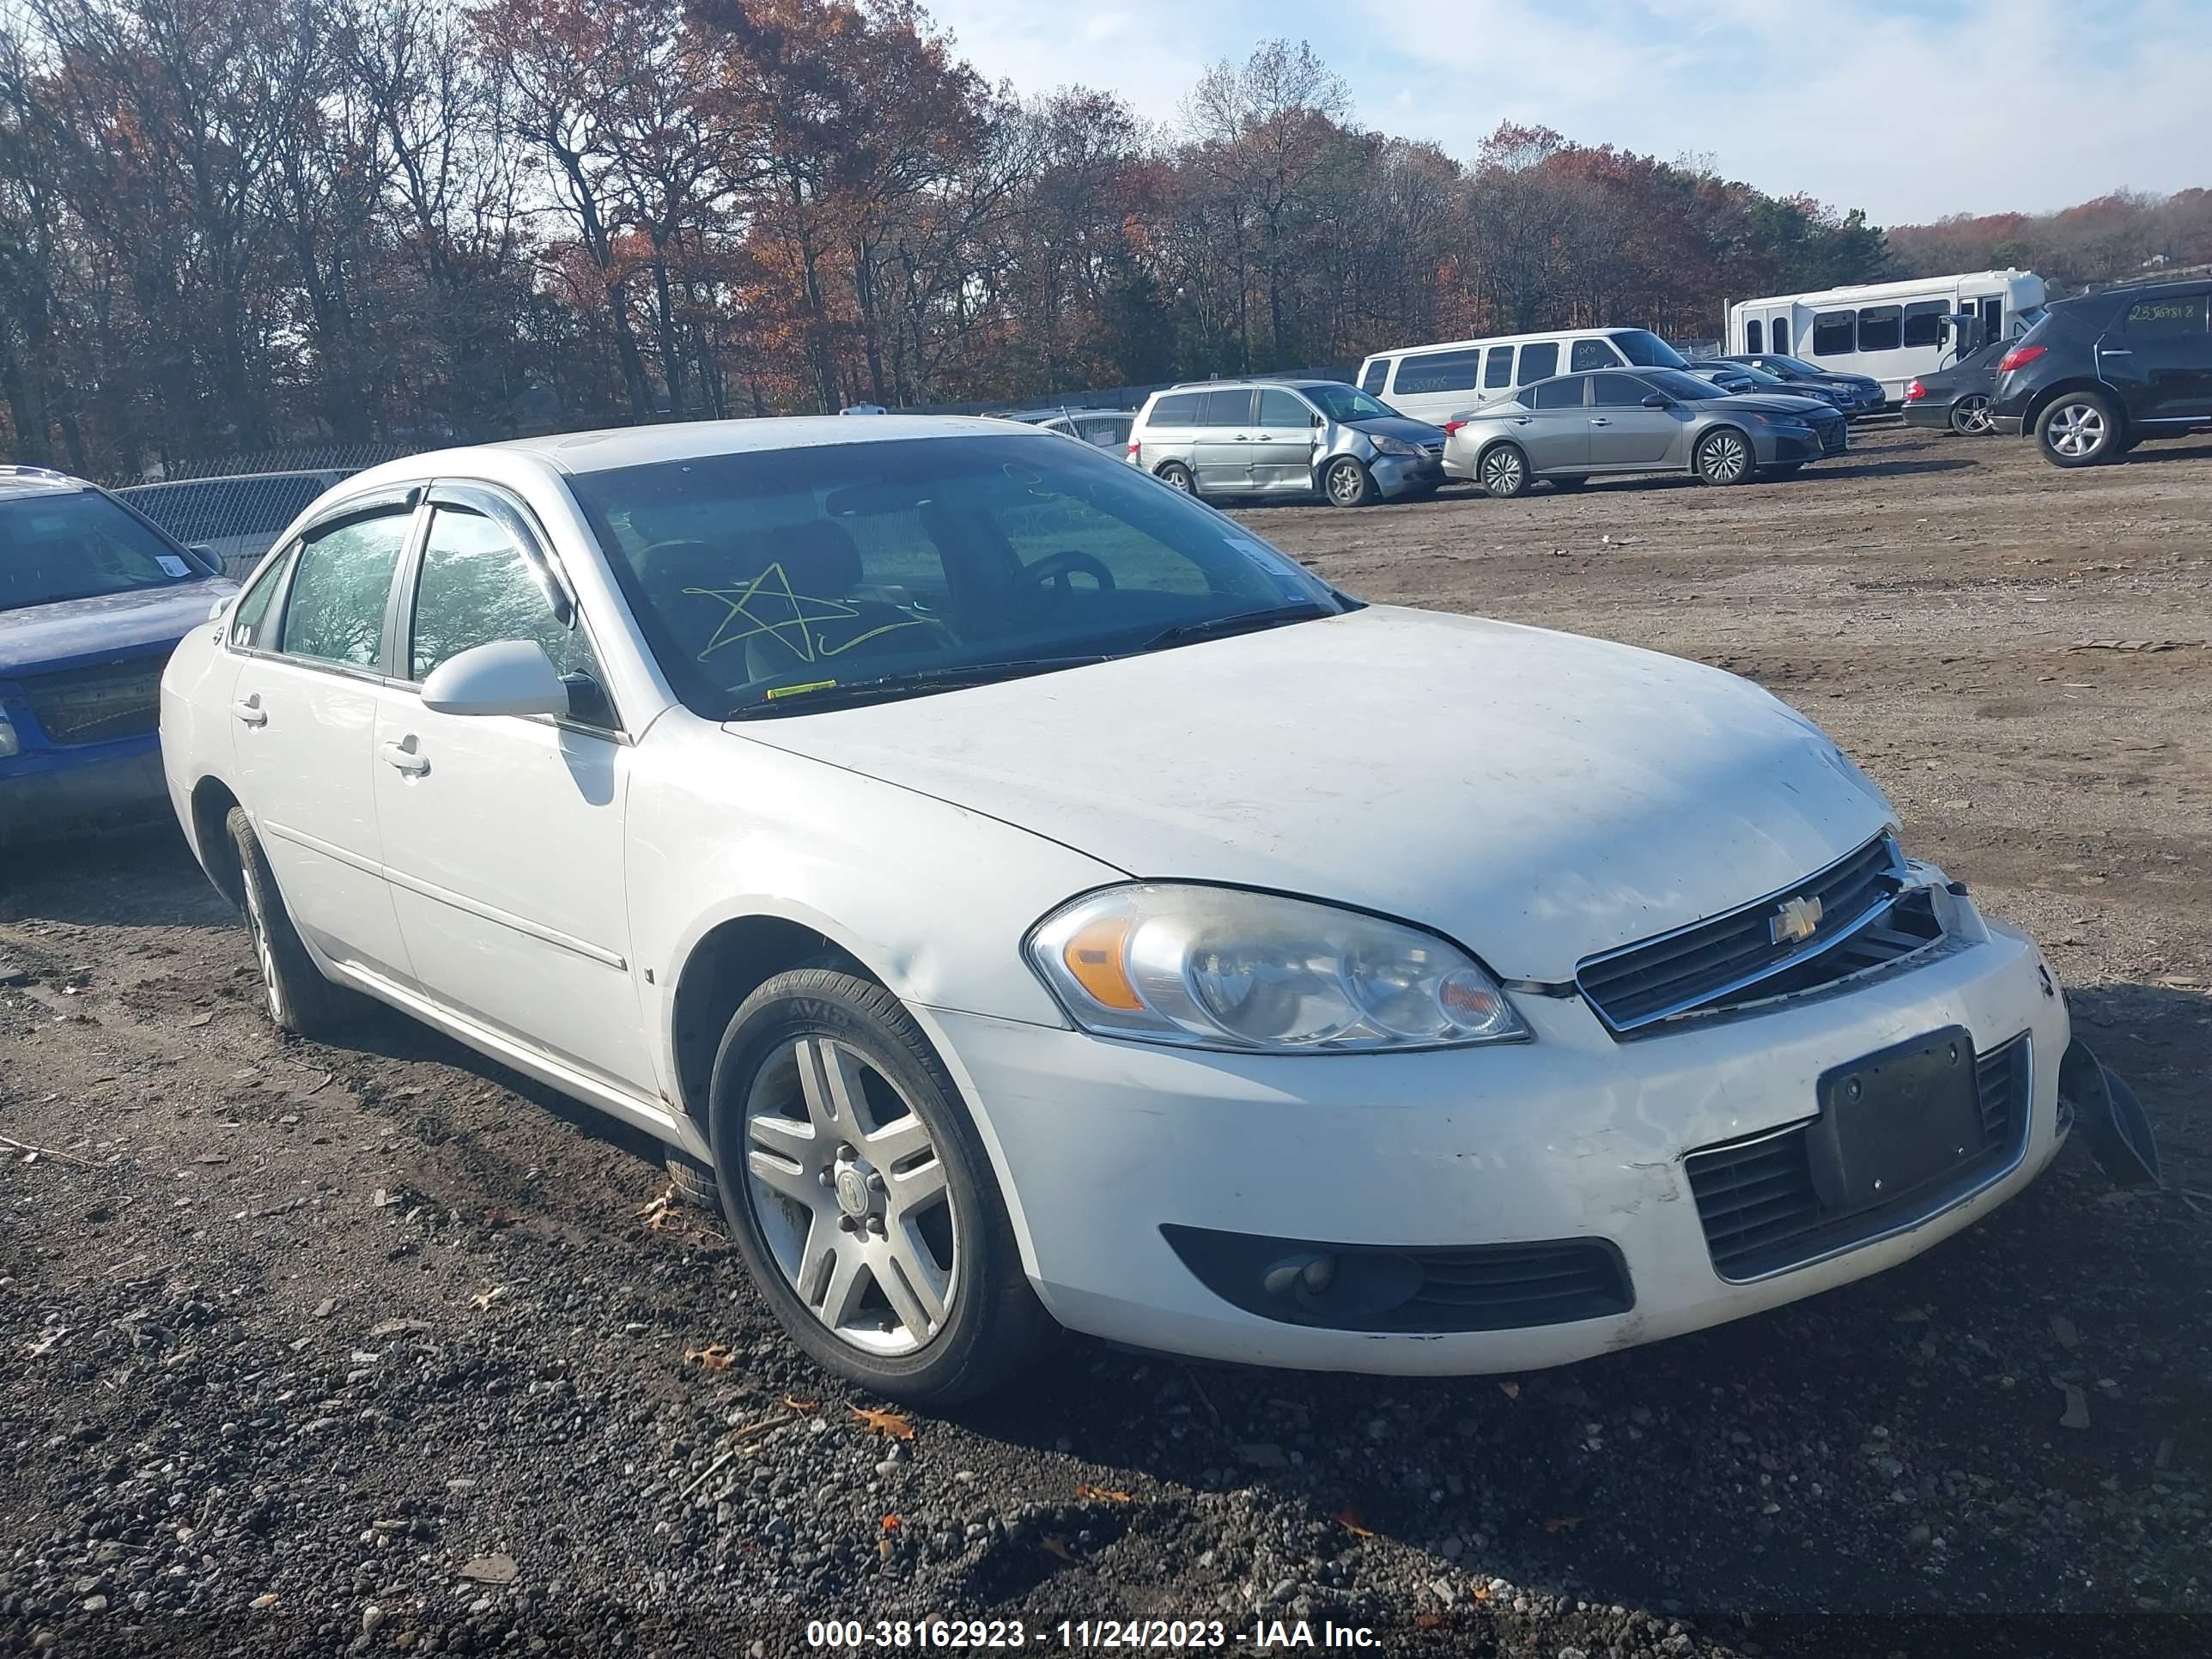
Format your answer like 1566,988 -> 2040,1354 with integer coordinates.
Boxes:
1725,270 -> 2047,403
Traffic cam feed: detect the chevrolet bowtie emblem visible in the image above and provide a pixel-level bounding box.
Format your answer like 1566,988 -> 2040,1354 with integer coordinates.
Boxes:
1769,895 -> 1825,946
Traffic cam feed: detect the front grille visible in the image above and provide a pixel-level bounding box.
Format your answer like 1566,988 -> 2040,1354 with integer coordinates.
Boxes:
1420,441 -> 1444,460
1820,421 -> 1847,454
21,653 -> 167,746
1161,1225 -> 1633,1334
1686,1033 -> 2031,1280
1576,834 -> 1918,1035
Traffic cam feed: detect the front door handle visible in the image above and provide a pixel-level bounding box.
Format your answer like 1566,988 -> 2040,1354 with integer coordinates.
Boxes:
1511,416 -> 1532,425
2098,348 -> 2132,356
381,738 -> 430,778
232,697 -> 267,727
1590,417 -> 1613,426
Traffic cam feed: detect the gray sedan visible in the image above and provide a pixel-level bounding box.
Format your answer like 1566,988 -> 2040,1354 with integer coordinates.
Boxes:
1443,368 -> 1848,497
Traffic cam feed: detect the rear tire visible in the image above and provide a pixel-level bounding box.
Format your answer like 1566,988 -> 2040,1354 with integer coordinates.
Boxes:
1695,428 -> 1755,486
707,967 -> 1052,1405
1477,442 -> 1530,499
226,806 -> 354,1041
1154,461 -> 1195,495
1949,395 -> 1993,435
1322,456 -> 1376,507
2035,390 -> 2120,467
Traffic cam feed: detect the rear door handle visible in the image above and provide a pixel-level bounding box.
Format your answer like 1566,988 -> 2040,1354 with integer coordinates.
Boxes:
381,739 -> 430,777
2098,348 -> 2131,356
231,697 -> 267,727
1511,416 -> 1532,425
1590,417 -> 1612,426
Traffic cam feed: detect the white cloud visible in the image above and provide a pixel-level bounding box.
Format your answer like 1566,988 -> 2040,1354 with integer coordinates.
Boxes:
926,0 -> 2212,222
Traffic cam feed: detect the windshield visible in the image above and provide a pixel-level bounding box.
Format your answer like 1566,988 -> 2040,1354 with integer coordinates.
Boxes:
1302,384 -> 1397,422
1611,329 -> 1688,368
1643,368 -> 1733,401
2,489 -> 204,613
567,434 -> 1348,717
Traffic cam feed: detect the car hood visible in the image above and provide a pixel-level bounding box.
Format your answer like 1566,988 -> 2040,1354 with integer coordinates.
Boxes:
0,579 -> 233,677
1343,415 -> 1446,444
732,606 -> 1894,981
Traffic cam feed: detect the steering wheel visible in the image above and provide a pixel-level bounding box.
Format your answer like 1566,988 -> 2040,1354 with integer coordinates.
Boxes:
1021,549 -> 1115,595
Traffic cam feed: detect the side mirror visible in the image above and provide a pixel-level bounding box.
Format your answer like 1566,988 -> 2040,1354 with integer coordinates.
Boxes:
420,639 -> 570,719
1310,413 -> 1325,428
1641,393 -> 1671,409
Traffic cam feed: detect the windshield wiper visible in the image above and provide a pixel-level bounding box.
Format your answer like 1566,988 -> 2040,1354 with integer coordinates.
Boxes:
1141,602 -> 1340,653
726,655 -> 1110,719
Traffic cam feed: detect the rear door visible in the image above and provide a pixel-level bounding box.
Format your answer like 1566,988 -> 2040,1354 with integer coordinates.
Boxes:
369,487 -> 655,1093
1192,388 -> 1255,491
1522,376 -> 1592,471
1587,373 -> 1676,465
228,498 -> 417,981
2102,289 -> 2212,424
1249,387 -> 1319,490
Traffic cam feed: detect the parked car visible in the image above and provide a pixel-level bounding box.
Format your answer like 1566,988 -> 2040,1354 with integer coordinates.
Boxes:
1684,357 -> 1852,410
1006,409 -> 1137,451
1717,354 -> 1887,416
1902,338 -> 2010,434
3,465 -> 233,847
1990,277 -> 2212,466
1358,326 -> 1691,426
1443,368 -> 1847,496
118,470 -> 356,580
1127,379 -> 1445,506
158,415 -> 2156,1403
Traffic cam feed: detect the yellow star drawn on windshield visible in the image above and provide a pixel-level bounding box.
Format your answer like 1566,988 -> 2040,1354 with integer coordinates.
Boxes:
684,561 -> 921,665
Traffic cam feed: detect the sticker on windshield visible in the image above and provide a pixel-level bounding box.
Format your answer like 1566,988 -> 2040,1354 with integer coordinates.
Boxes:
156,555 -> 192,578
1224,534 -> 1310,596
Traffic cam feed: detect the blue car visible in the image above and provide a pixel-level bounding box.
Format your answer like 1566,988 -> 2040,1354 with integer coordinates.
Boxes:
1,465 -> 234,848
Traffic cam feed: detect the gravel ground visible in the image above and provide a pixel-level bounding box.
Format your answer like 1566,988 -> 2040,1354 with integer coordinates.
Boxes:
3,425 -> 2209,1659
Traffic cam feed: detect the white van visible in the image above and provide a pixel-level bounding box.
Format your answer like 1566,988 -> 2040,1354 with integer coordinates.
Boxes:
1725,270 -> 2047,404
1355,327 -> 1689,426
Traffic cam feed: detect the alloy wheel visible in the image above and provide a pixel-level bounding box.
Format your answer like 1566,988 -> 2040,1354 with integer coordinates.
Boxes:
2047,401 -> 2106,458
1327,459 -> 1365,505
1952,395 -> 1991,435
1700,431 -> 1748,483
1480,447 -> 1523,495
741,1035 -> 958,1357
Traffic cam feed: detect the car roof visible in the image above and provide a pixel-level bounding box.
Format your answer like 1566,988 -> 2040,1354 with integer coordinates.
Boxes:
1363,326 -> 1652,360
0,465 -> 91,502
125,469 -> 350,491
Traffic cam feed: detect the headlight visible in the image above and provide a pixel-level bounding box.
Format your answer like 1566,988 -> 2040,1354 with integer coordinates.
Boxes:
1026,884 -> 1528,1052
0,709 -> 18,758
1370,434 -> 1422,457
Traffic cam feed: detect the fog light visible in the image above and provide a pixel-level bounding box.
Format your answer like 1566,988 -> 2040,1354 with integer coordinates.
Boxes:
1300,1255 -> 1336,1294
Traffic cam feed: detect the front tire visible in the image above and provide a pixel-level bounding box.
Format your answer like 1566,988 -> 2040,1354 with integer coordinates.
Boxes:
226,806 -> 353,1040
1695,427 -> 1755,485
1477,442 -> 1530,499
2036,391 -> 2120,466
707,967 -> 1050,1405
1322,456 -> 1376,507
1950,395 -> 1993,435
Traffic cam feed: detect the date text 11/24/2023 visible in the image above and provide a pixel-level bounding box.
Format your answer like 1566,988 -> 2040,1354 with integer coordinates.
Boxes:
803,1617 -> 1383,1649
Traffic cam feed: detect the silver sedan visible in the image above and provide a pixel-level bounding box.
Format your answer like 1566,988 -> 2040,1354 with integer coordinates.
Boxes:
1443,368 -> 1847,497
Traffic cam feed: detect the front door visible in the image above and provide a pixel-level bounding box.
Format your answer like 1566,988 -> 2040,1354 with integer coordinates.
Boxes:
1586,373 -> 1678,465
369,491 -> 656,1095
228,503 -> 416,982
1191,387 -> 1255,492
1522,376 -> 1593,472
1249,388 -> 1320,490
2102,289 -> 2212,423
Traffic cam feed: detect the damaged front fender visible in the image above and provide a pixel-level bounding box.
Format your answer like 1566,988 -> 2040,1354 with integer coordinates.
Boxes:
2058,1037 -> 2162,1188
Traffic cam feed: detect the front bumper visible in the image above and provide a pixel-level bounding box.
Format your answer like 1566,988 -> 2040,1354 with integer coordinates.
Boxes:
1370,451 -> 1445,498
930,908 -> 2067,1375
1760,424 -> 1845,464
0,732 -> 169,842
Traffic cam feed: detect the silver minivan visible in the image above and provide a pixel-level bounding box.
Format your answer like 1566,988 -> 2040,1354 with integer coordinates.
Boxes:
1127,379 -> 1447,507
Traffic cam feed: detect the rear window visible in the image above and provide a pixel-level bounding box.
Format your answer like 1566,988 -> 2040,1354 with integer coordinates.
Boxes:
2,489 -> 204,613
1146,392 -> 1200,427
1482,346 -> 1514,388
1393,350 -> 1480,395
1195,388 -> 1251,428
1516,342 -> 1559,382
1531,377 -> 1584,410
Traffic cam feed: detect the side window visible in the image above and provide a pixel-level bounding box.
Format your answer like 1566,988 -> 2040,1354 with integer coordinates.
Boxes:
1812,311 -> 1855,356
1571,338 -> 1621,372
2124,293 -> 2209,336
279,511 -> 410,670
1902,301 -> 1948,349
1531,377 -> 1584,410
1255,388 -> 1311,428
1856,306 -> 1902,352
226,544 -> 296,651
1482,346 -> 1514,388
1516,342 -> 1559,382
1772,319 -> 1790,354
1588,374 -> 1646,407
1147,392 -> 1200,426
1359,359 -> 1390,394
1393,350 -> 1480,395
1746,319 -> 1764,354
408,507 -> 600,693
1196,388 -> 1253,428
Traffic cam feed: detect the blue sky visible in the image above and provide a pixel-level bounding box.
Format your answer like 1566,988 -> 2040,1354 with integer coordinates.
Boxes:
927,0 -> 2212,223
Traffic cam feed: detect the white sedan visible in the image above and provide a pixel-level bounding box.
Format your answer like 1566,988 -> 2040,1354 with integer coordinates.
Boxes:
158,416 -> 2154,1403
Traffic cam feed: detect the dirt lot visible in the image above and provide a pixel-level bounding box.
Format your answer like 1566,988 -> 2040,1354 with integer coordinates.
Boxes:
3,425 -> 2209,1658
